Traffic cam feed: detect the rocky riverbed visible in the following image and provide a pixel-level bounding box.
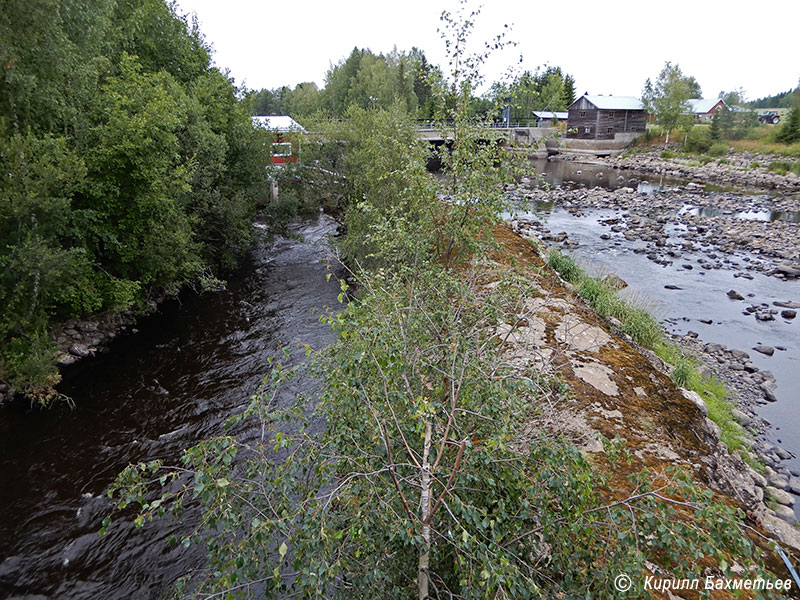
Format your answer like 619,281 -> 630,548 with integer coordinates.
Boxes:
604,150 -> 800,193
511,184 -> 800,281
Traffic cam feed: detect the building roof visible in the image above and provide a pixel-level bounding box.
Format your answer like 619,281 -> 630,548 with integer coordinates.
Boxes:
533,111 -> 569,120
688,98 -> 725,114
252,115 -> 306,132
572,95 -> 644,111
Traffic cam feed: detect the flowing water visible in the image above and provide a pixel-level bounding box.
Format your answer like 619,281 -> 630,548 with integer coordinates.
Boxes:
0,215 -> 341,599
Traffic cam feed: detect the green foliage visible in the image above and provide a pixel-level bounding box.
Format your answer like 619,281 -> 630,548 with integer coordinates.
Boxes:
642,62 -> 697,143
750,88 -> 797,109
505,66 -> 577,122
0,0 -> 268,402
685,126 -> 712,153
708,142 -> 729,157
775,105 -> 800,144
546,249 -> 581,283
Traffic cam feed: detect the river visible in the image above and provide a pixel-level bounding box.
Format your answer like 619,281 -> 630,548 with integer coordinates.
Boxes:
0,215 -> 341,599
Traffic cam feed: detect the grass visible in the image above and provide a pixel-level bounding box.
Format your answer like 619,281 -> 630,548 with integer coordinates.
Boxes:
547,249 -> 746,453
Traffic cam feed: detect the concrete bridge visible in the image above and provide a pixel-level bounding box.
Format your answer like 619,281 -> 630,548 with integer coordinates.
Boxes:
416,123 -> 556,148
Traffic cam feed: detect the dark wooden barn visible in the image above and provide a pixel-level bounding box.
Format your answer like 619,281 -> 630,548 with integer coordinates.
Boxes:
566,95 -> 645,140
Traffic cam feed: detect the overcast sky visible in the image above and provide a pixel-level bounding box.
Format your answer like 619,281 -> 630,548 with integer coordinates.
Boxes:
173,0 -> 798,102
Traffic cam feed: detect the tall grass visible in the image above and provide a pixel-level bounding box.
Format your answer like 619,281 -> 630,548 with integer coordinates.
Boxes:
547,249 -> 745,452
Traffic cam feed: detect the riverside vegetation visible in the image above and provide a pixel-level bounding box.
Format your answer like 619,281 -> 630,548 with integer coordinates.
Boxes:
105,6 -> 796,599
1,0 -> 272,403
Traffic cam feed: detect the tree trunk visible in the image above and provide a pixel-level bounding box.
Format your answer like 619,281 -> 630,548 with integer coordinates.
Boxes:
418,419 -> 433,600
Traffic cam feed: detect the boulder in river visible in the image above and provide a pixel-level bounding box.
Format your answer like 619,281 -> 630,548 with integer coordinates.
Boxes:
727,290 -> 744,300
602,273 -> 627,290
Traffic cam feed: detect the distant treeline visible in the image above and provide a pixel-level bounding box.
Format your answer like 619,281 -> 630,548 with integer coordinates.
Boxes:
248,48 -> 576,122
750,88 -> 798,109
1,0 -> 270,402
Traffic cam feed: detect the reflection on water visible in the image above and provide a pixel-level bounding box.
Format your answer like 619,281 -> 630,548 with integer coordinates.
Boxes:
680,205 -> 800,223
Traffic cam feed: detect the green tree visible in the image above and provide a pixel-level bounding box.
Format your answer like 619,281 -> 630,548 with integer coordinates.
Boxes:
642,61 -> 696,144
775,84 -> 800,144
562,73 -> 576,107
1,0 -> 268,402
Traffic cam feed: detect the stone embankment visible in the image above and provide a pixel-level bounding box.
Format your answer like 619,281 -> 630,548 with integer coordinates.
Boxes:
605,150 -> 800,193
492,225 -> 800,558
0,310 -> 141,405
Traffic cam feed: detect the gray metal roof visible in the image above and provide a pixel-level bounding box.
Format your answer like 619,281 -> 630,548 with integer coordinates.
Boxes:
687,98 -> 725,114
251,115 -> 306,132
574,95 -> 644,111
533,111 -> 568,120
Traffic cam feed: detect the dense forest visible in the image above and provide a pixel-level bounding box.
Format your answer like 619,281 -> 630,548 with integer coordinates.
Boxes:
0,0 -> 270,402
248,49 -> 576,123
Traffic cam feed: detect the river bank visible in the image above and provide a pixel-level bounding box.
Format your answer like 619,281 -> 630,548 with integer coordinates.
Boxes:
492,224 -> 800,558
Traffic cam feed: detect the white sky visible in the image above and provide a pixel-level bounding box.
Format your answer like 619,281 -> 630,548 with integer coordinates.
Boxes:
173,0 -> 799,102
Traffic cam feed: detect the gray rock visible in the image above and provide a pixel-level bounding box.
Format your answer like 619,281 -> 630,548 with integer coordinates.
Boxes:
760,383 -> 778,402
753,345 -> 775,356
727,290 -> 745,300
57,353 -> 78,366
68,344 -> 91,358
602,273 -> 627,290
789,477 -> 800,495
681,389 -> 708,417
768,472 -> 789,491
731,408 -> 751,426
749,469 -> 768,488
781,309 -> 796,319
772,504 -> 797,525
766,487 -> 795,506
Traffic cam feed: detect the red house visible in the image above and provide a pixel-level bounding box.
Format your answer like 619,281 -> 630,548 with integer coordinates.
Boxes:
252,115 -> 305,164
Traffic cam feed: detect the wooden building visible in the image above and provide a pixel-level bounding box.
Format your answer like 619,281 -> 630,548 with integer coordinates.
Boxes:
566,95 -> 645,140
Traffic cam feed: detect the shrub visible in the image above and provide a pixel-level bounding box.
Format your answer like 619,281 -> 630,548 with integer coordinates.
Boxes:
707,142 -> 728,157
685,126 -> 712,153
660,150 -> 676,159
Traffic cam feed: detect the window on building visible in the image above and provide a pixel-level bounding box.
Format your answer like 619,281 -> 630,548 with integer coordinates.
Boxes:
579,111 -> 586,117
584,127 -> 591,134
272,142 -> 293,157
608,111 -> 615,118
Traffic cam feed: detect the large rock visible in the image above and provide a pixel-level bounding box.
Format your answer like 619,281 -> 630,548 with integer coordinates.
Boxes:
766,486 -> 795,506
602,273 -> 627,290
68,344 -> 91,358
680,388 -> 708,417
773,504 -> 797,525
